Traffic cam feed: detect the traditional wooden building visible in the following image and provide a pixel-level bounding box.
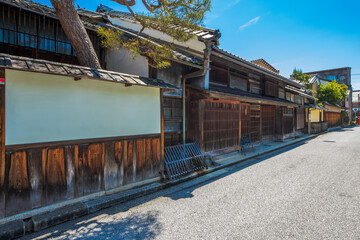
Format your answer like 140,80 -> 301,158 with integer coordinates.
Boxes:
0,54 -> 177,218
186,47 -> 315,153
0,0 -> 104,66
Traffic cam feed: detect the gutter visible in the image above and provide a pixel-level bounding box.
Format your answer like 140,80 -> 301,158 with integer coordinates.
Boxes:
181,41 -> 213,144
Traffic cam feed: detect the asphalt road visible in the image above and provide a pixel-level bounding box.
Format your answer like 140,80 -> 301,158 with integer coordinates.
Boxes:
23,127 -> 360,240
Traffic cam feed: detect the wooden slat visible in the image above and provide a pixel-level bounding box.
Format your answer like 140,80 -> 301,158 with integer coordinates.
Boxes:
124,140 -> 135,184
0,84 -> 5,187
46,148 -> 66,186
144,138 -> 153,178
136,139 -> 145,181
104,141 -> 122,190
151,138 -> 161,174
27,149 -> 43,209
6,133 -> 161,151
8,151 -> 28,191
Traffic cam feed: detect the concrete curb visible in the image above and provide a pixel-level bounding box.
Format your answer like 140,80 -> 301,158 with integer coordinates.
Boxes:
0,127 -> 342,239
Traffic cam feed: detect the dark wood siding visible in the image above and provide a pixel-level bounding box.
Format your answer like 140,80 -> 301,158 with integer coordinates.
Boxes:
202,100 -> 240,152
2,134 -> 161,217
261,105 -> 275,139
325,112 -> 341,128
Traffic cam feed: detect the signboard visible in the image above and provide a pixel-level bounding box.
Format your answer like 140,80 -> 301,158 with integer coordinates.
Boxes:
353,108 -> 359,112
0,78 -> 4,84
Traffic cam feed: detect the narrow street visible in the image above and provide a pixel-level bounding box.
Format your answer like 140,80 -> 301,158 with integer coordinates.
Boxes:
23,127 -> 360,240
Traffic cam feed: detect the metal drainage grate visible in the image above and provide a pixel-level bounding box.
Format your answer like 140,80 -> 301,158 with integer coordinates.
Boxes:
164,143 -> 207,180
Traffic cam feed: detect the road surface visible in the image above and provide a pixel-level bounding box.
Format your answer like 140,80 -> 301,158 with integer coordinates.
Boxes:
23,127 -> 360,239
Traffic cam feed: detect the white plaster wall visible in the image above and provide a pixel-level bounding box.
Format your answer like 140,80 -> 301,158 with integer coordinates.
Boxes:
105,48 -> 149,77
5,70 -> 160,145
109,17 -> 205,53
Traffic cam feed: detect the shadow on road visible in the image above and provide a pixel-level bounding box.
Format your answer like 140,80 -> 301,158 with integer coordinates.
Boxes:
24,140 -> 310,239
27,211 -> 162,240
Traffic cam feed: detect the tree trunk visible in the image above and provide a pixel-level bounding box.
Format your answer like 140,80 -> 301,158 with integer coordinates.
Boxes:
50,0 -> 101,69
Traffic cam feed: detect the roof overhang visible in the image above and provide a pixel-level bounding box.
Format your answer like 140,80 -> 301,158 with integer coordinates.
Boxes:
212,47 -> 304,88
0,54 -> 178,90
189,86 -> 300,107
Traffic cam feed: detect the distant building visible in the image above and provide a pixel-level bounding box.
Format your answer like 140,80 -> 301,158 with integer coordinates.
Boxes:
305,67 -> 352,120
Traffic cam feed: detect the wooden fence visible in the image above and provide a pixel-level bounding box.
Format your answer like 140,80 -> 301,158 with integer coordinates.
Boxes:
0,134 -> 161,218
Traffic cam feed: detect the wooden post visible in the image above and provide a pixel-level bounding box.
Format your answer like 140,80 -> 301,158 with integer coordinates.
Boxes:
281,107 -> 285,140
308,109 -> 311,135
238,102 -> 242,150
259,105 -> 263,142
0,69 -> 5,188
293,108 -> 296,137
160,89 -> 165,177
199,99 -> 205,153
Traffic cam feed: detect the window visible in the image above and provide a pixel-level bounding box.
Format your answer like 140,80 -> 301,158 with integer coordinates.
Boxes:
326,75 -> 340,81
286,92 -> 291,101
279,88 -> 285,99
249,80 -> 261,94
265,81 -> 278,97
290,93 -> 295,102
210,65 -> 228,86
294,95 -> 302,104
230,75 -> 247,91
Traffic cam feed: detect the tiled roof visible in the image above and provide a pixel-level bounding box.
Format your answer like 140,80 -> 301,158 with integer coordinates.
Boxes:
285,85 -> 315,99
251,59 -> 279,74
1,0 -> 203,67
209,86 -> 300,107
0,54 -> 178,90
0,0 -> 98,30
96,4 -> 221,43
213,46 -> 304,88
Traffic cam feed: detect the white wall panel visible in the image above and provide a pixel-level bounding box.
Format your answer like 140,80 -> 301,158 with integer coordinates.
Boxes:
5,70 -> 160,145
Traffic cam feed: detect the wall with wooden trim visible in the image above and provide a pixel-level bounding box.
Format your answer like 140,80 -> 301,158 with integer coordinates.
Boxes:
5,70 -> 160,145
1,134 -> 161,217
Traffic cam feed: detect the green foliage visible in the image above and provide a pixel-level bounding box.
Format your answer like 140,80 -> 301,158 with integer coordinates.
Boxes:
97,27 -> 172,69
97,0 -> 211,69
318,80 -> 348,103
136,0 -> 211,42
291,68 -> 312,89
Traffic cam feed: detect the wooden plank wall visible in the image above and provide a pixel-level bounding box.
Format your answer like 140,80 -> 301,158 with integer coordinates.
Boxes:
0,76 -> 5,218
325,112 -> 341,128
202,100 -> 240,152
1,134 -> 161,217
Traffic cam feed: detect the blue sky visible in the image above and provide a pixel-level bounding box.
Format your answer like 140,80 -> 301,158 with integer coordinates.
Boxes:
38,0 -> 360,89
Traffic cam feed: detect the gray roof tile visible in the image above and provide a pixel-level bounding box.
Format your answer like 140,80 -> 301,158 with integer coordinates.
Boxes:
0,54 -> 178,90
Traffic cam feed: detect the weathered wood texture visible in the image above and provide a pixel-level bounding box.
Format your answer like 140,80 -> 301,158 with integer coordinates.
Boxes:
202,100 -> 240,152
261,105 -> 275,140
325,112 -> 341,128
0,83 -> 4,218
2,134 -> 161,217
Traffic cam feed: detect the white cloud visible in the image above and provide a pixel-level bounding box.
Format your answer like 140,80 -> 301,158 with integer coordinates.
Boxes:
227,0 -> 241,8
204,13 -> 220,24
238,16 -> 261,30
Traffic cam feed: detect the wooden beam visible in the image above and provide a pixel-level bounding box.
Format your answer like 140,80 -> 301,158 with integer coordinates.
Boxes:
0,69 -> 5,187
160,88 -> 165,178
199,99 -> 205,152
238,102 -> 242,150
281,107 -> 285,140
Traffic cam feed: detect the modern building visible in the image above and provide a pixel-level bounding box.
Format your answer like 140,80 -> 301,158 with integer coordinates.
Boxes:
305,67 -> 352,120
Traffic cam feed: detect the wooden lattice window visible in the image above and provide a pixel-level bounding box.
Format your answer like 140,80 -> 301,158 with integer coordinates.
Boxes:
163,97 -> 183,146
241,103 -> 250,139
261,105 -> 275,138
265,81 -> 278,97
283,108 -> 294,134
203,101 -> 240,152
249,104 -> 261,142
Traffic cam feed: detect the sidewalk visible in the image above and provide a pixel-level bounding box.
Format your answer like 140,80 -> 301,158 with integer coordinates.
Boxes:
0,128 -> 341,239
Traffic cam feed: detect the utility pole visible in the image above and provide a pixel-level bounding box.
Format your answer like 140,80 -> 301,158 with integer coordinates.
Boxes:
308,109 -> 311,134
